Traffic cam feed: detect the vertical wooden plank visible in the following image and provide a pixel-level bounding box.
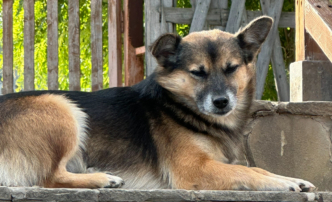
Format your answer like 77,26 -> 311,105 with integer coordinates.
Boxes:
124,0 -> 144,86
3,0 -> 14,94
255,0 -> 284,99
24,0 -> 35,91
145,0 -> 162,76
69,0 -> 80,91
108,0 -> 122,87
241,7 -> 248,27
47,0 -> 59,90
91,0 -> 103,91
271,36 -> 290,101
295,0 -> 305,61
189,0 -> 211,33
162,0 -> 175,33
261,0 -> 289,101
145,0 -> 175,76
225,0 -> 245,33
190,0 -> 209,30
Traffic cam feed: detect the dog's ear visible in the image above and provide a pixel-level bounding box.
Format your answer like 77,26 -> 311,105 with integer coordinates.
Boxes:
236,16 -> 273,63
150,33 -> 182,68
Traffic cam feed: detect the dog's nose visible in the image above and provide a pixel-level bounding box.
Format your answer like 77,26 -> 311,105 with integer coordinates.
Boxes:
213,96 -> 229,109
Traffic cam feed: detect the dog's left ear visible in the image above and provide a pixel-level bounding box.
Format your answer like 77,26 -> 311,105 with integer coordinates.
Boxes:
150,33 -> 182,68
236,16 -> 273,63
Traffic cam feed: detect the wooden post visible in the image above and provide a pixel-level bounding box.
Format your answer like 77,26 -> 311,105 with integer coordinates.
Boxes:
124,0 -> 144,86
271,36 -> 290,101
261,0 -> 289,101
189,0 -> 211,33
295,0 -> 305,61
161,0 -> 176,33
69,0 -> 80,91
145,0 -> 162,76
255,0 -> 284,100
91,0 -> 103,91
108,0 -> 122,87
225,0 -> 245,33
3,0 -> 14,94
145,0 -> 173,76
47,0 -> 59,90
24,0 -> 35,91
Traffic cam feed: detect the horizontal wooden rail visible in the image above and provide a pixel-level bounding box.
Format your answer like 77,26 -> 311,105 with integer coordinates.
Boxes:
163,7 -> 295,28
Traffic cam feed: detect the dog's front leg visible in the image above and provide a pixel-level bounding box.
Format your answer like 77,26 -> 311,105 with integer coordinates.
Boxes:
250,167 -> 315,192
172,159 -> 309,191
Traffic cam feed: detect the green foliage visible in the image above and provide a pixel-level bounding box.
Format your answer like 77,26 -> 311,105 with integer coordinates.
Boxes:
175,0 -> 191,36
0,0 -> 110,91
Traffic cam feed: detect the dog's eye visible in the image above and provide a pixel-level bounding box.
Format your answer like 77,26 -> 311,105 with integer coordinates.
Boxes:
224,64 -> 239,75
190,70 -> 207,78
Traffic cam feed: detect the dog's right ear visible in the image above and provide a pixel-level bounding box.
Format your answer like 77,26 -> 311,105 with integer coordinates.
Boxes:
235,16 -> 273,63
150,33 -> 182,68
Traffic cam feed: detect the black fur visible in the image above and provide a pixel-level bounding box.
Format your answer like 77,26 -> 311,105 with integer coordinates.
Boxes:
206,40 -> 218,64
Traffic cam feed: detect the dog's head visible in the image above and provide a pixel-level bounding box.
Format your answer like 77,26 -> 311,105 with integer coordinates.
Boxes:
151,17 -> 273,117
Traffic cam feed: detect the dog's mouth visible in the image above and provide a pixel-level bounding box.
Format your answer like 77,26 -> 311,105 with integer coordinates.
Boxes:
198,107 -> 234,117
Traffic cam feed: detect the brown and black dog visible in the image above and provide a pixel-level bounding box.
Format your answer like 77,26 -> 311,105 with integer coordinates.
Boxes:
0,16 -> 315,191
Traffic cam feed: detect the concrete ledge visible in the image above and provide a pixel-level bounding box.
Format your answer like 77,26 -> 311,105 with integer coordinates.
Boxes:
250,100 -> 332,117
245,101 -> 332,191
0,187 -> 330,202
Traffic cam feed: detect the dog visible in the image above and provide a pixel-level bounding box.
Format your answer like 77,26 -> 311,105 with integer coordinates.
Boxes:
0,16 -> 315,191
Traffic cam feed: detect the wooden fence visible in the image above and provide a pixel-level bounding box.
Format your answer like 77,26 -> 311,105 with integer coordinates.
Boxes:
1,0 -> 296,101
1,0 -> 145,95
146,0 -> 293,101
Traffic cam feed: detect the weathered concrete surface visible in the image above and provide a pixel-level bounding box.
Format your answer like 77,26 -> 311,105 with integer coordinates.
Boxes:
246,101 -> 332,191
0,186 -> 324,202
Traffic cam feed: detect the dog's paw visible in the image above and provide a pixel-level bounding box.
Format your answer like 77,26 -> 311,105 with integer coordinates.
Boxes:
286,178 -> 315,192
258,177 -> 302,192
103,174 -> 125,188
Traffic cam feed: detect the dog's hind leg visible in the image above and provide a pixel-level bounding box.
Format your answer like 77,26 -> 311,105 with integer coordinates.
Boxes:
39,95 -> 124,188
46,163 -> 124,188
0,94 -> 123,188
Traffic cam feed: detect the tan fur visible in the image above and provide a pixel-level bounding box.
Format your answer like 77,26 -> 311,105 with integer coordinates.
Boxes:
152,116 -> 308,191
0,94 -> 120,188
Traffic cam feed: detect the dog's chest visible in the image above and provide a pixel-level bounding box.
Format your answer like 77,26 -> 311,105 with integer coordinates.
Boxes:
192,134 -> 242,164
116,171 -> 168,189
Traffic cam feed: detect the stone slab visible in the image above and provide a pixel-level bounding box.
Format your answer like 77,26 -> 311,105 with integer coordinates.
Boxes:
247,101 -> 332,191
0,187 -> 325,202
